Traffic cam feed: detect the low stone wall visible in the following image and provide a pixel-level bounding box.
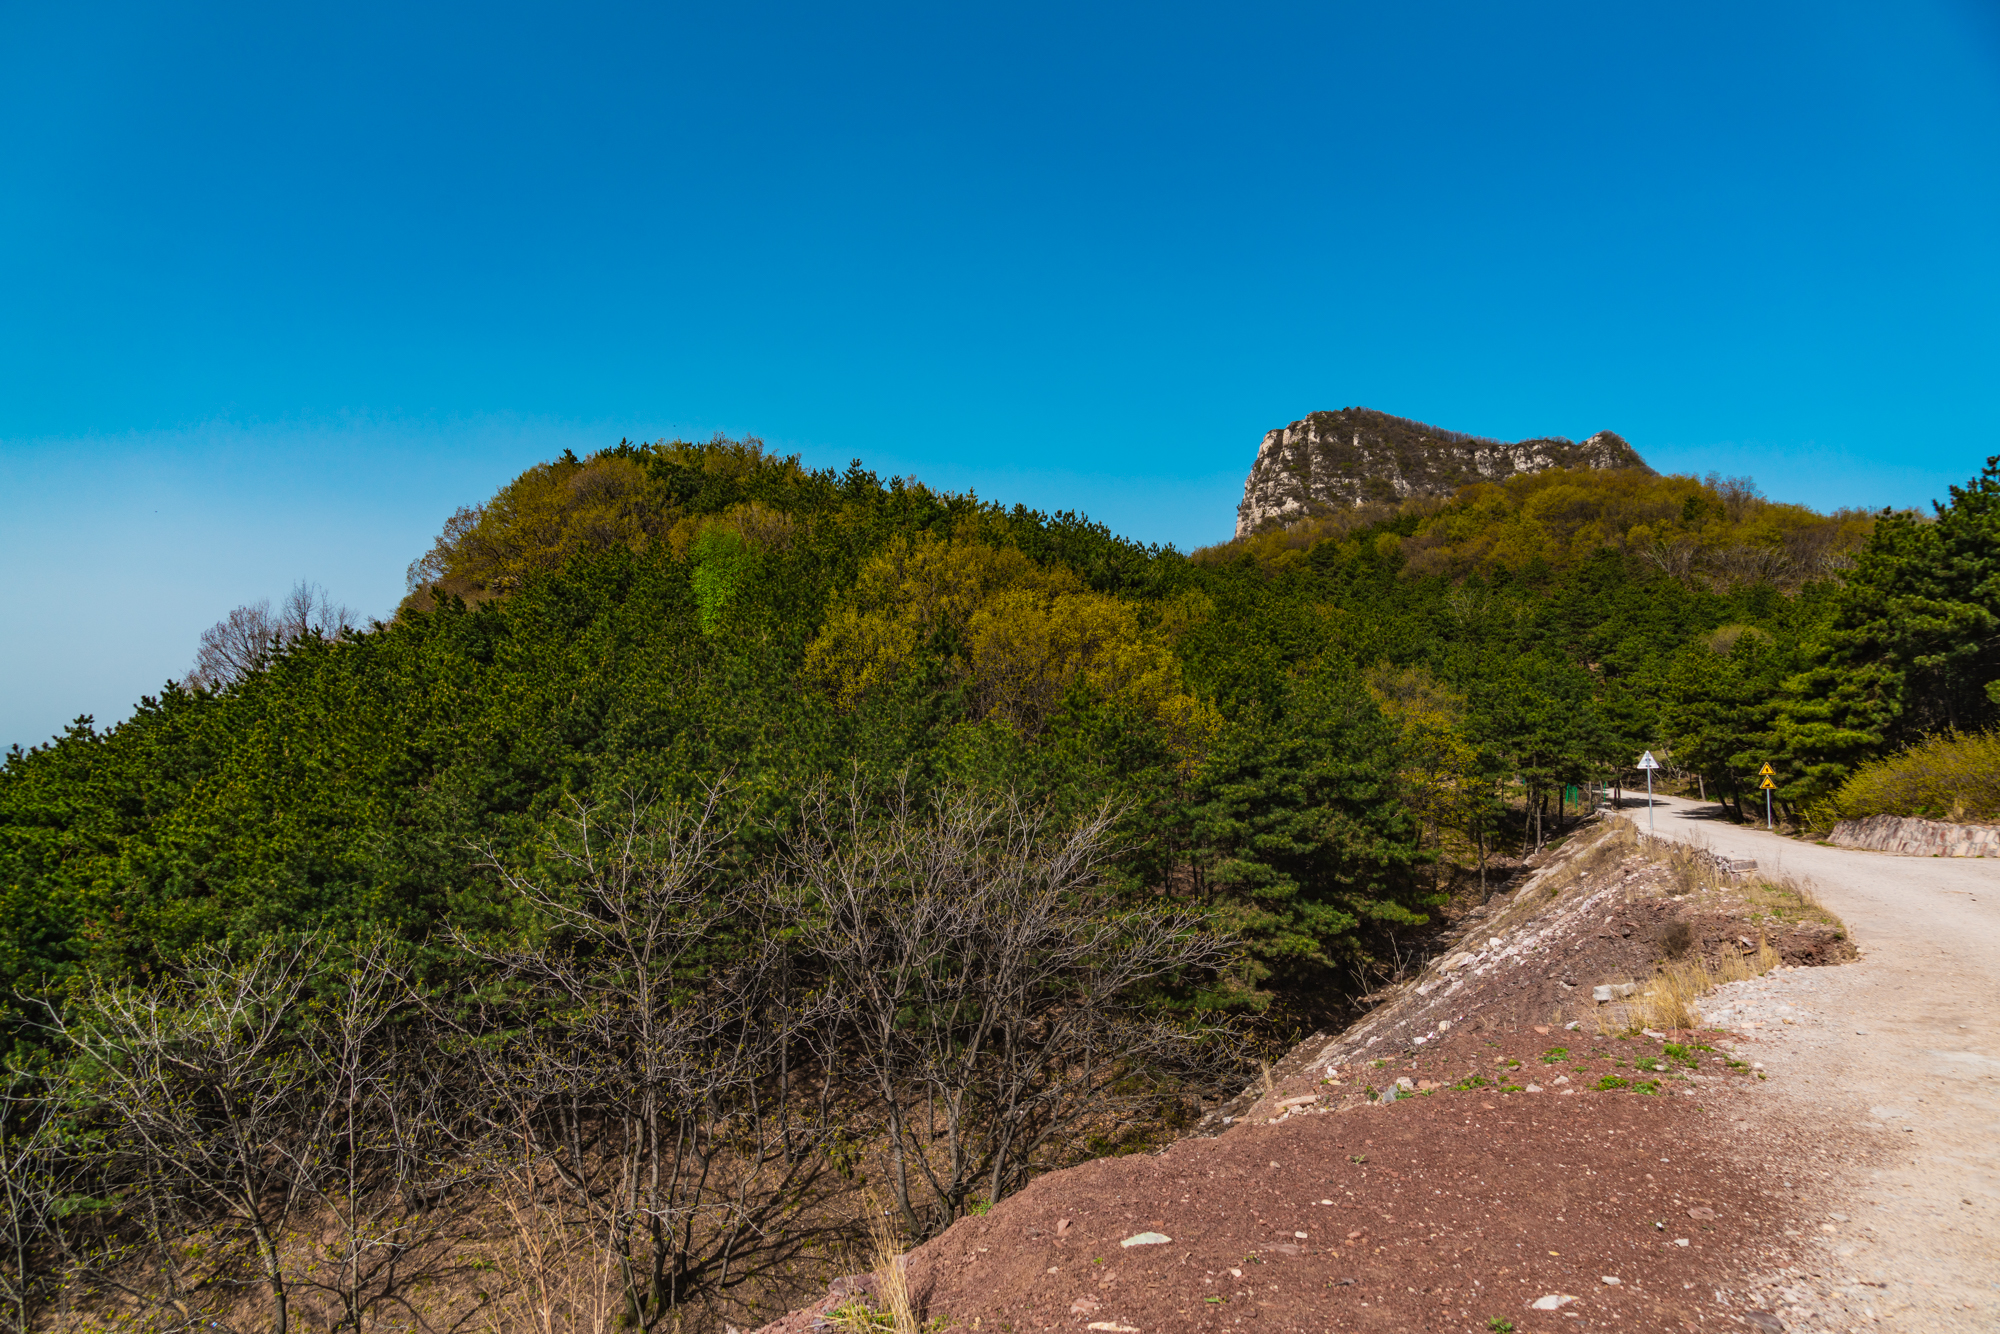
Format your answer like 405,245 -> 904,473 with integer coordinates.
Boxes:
1828,813 -> 2000,858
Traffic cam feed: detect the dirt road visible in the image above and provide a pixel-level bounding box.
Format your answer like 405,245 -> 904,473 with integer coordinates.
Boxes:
1615,793 -> 2000,1329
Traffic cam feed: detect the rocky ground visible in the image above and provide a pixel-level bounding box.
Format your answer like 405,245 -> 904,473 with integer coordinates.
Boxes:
751,818 -> 1901,1334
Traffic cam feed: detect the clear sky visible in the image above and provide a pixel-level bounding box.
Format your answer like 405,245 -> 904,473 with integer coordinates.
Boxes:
3,1 -> 1998,752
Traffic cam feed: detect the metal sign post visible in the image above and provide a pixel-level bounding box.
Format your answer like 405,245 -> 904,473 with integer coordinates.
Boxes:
1759,763 -> 1777,830
1637,751 -> 1661,837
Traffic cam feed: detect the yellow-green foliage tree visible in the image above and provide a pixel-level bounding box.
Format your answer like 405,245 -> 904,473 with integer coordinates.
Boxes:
400,439 -> 809,613
1202,467 -> 1872,589
402,449 -> 665,610
1364,664 -> 1484,867
805,530 -> 1217,750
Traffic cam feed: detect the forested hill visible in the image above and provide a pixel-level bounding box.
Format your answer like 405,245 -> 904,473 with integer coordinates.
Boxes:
5,438 -> 1998,1046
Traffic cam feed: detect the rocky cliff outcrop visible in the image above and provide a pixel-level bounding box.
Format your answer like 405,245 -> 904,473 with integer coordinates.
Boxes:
1234,407 -> 1652,539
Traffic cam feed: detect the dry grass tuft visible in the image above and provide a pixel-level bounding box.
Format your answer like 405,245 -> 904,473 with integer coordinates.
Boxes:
1640,939 -> 1782,1030
1652,839 -> 1731,897
480,1170 -> 623,1334
827,1196 -> 920,1334
1592,935 -> 1784,1034
871,1205 -> 917,1334
1627,964 -> 1704,1032
1607,937 -> 1783,1032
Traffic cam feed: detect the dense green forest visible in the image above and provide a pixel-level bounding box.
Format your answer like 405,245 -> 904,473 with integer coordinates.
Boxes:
2,439 -> 1996,1332
6,441 -> 1998,1029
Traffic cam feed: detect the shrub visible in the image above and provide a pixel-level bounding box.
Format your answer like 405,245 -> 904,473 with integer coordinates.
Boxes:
1824,728 -> 2000,825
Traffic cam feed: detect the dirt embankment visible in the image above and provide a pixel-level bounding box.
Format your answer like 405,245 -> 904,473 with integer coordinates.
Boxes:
755,819 -> 1855,1334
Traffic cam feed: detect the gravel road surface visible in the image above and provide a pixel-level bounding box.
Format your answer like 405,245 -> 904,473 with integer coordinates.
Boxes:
1615,792 -> 2000,1329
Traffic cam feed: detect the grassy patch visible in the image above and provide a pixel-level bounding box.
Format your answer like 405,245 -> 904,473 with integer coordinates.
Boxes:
1744,875 -> 1844,933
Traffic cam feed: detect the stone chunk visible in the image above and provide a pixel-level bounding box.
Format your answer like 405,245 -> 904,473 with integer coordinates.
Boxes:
1119,1232 -> 1171,1248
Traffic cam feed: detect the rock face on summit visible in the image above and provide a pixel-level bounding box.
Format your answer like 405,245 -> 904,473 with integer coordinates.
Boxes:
1234,407 -> 1651,539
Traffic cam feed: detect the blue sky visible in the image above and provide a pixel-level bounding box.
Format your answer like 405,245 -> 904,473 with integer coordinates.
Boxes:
4,1 -> 1998,751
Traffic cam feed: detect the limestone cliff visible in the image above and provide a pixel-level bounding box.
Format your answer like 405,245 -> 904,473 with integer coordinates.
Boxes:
1234,407 -> 1652,539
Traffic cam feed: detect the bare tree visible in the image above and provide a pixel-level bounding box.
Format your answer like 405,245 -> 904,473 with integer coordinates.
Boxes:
1704,541 -> 1792,589
1633,530 -> 1701,584
1706,472 -> 1765,522
780,780 -> 1234,1239
286,937 -> 467,1334
1783,518 -> 1864,580
0,1080 -> 59,1334
46,940 -> 334,1334
44,936 -> 469,1334
185,579 -> 356,690
453,788 -> 837,1332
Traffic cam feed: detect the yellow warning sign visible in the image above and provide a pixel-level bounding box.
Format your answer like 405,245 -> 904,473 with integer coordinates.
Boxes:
1759,776 -> 1777,790
1758,762 -> 1776,776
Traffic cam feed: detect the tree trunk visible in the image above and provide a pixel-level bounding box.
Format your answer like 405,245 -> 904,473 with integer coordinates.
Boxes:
887,1107 -> 920,1237
249,1218 -> 288,1334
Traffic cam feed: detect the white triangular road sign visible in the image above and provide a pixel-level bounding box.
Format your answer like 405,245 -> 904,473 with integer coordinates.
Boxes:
1637,751 -> 1660,769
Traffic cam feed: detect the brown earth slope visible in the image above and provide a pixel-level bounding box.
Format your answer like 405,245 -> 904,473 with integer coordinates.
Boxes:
756,819 -> 1852,1334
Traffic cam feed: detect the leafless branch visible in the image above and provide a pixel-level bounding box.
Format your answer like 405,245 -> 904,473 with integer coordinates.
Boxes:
185,580 -> 356,689
777,779 -> 1234,1239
